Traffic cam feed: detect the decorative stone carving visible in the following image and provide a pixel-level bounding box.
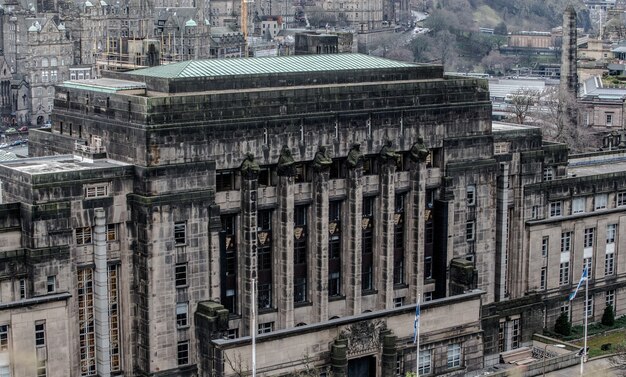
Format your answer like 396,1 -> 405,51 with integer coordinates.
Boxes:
379,140 -> 401,164
339,319 -> 387,355
347,143 -> 363,169
410,137 -> 430,163
277,145 -> 296,176
240,153 -> 260,179
313,145 -> 333,172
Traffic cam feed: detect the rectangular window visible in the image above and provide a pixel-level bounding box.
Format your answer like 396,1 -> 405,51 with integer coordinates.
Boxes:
393,194 -> 405,286
215,170 -> 238,191
498,321 -> 505,352
618,192 -> 626,207
106,224 -> 118,241
35,322 -> 45,347
543,167 -> 554,181
176,302 -> 189,328
561,301 -> 571,320
466,184 -> 476,206
329,272 -> 341,297
294,205 -> 308,303
294,277 -> 307,303
595,194 -> 608,210
419,350 -> 432,375
258,283 -> 272,309
175,264 -> 187,287
174,222 -> 186,245
561,232 -> 572,253
76,227 -> 92,245
361,197 -> 375,291
0,325 -> 8,351
177,341 -> 189,366
606,113 -> 613,126
572,197 -> 585,214
584,228 -> 595,248
221,214 -> 237,314
511,318 -> 520,349
584,257 -> 593,279
607,224 -> 617,244
466,220 -> 475,242
606,289 -> 615,310
19,278 -> 26,299
447,344 -> 461,368
541,236 -> 549,257
549,202 -> 562,217
559,262 -> 570,286
393,297 -> 405,308
585,296 -> 594,317
227,329 -> 238,339
47,276 -> 56,293
36,360 -> 46,377
540,267 -> 547,290
258,322 -> 274,334
605,251 -> 615,276
84,184 -> 108,198
424,256 -> 433,279
425,221 -> 434,244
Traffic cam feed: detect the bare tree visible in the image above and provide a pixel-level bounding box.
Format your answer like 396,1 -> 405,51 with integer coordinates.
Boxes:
507,88 -> 541,125
534,87 -> 597,153
223,351 -> 249,377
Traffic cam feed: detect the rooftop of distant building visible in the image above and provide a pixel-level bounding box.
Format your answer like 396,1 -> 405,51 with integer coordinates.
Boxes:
0,155 -> 129,176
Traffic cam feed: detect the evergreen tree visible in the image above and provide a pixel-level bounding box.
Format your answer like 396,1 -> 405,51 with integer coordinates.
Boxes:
554,312 -> 571,336
602,305 -> 615,327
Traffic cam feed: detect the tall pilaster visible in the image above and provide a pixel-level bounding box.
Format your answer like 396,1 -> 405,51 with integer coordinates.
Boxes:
346,165 -> 363,315
277,174 -> 295,329
379,159 -> 396,309
561,5 -> 578,95
409,160 -> 426,302
94,208 -> 111,377
495,163 -> 509,301
208,204 -> 222,302
240,170 -> 258,337
312,169 -> 330,322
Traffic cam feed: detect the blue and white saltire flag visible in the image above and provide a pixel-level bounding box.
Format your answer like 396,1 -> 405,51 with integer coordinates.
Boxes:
413,302 -> 420,344
568,268 -> 588,301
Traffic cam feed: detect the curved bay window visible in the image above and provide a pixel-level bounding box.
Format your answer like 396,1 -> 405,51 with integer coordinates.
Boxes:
257,210 -> 273,309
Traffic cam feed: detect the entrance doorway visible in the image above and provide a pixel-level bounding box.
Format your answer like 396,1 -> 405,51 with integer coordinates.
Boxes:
348,355 -> 376,377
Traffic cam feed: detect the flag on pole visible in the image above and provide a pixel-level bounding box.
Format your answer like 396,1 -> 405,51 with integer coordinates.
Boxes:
569,268 -> 588,301
413,302 -> 420,344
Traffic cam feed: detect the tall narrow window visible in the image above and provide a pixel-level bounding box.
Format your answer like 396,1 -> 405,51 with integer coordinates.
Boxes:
466,220 -> 475,241
176,302 -> 189,328
0,325 -> 8,351
393,194 -> 405,286
257,210 -> 273,309
447,344 -> 462,368
220,214 -> 237,314
76,227 -> 92,245
584,258 -> 593,279
549,201 -> 562,217
108,265 -> 121,372
19,278 -> 26,299
572,197 -> 585,214
36,361 -> 46,377
177,341 -> 189,366
106,224 -> 118,241
585,296 -> 594,317
466,184 -> 476,206
35,322 -> 45,347
78,268 -> 96,376
419,350 -> 432,375
584,228 -> 595,248
561,232 -> 572,254
559,262 -> 570,286
47,276 -> 56,293
606,289 -> 615,310
540,267 -> 547,290
174,222 -> 186,245
361,197 -> 375,291
294,205 -> 308,303
595,194 -> 608,210
329,201 -> 342,297
541,237 -> 549,257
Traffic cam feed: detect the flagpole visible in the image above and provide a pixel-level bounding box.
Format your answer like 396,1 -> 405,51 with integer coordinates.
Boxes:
251,277 -> 257,377
416,293 -> 420,377
581,273 -> 588,376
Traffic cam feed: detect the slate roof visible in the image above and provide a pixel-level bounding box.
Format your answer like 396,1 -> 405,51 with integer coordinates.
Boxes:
125,53 -> 416,79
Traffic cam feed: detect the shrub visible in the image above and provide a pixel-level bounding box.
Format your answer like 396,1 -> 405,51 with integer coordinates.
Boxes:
602,305 -> 615,327
555,312 -> 572,336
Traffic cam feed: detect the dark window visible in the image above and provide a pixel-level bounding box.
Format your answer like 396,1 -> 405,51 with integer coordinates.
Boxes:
175,264 -> 187,287
174,222 -> 186,245
0,325 -> 8,351
362,196 -> 375,291
393,194 -> 405,286
221,214 -> 238,314
216,170 -> 238,191
177,341 -> 189,365
258,283 -> 272,309
294,205 -> 308,303
35,322 -> 45,347
258,210 -> 273,309
329,201 -> 342,296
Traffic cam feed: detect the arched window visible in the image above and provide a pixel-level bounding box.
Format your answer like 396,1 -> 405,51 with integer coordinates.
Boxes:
41,58 -> 49,67
50,57 -> 57,66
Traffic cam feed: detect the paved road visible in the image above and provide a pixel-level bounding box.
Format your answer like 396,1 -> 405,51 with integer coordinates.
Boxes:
545,356 -> 620,376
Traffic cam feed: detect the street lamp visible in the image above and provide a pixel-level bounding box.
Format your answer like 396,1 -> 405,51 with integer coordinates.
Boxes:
542,343 -> 566,377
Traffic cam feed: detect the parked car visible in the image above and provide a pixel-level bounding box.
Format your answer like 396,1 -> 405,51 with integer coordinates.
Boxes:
5,128 -> 16,134
0,143 -> 7,148
10,140 -> 22,146
18,126 -> 28,132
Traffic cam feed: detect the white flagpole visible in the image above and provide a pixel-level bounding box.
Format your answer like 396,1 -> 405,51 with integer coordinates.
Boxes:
581,274 -> 588,376
416,293 -> 420,377
251,277 -> 257,377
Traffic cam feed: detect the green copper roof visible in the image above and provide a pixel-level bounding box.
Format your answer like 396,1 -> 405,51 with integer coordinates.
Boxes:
125,54 -> 416,79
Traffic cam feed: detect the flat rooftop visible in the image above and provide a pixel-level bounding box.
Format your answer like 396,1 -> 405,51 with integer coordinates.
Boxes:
568,153 -> 626,178
492,121 -> 540,132
62,78 -> 147,93
0,155 -> 130,175
125,53 -> 418,79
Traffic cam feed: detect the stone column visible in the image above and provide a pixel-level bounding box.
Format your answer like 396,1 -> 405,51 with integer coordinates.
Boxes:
408,158 -> 426,302
379,158 -> 396,310
94,208 -> 111,377
312,169 -> 330,323
330,338 -> 348,377
240,170 -> 258,337
276,174 -> 295,329
346,165 -> 363,316
381,331 -> 398,377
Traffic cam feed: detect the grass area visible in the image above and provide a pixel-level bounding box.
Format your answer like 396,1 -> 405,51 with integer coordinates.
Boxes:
572,329 -> 626,358
545,315 -> 626,358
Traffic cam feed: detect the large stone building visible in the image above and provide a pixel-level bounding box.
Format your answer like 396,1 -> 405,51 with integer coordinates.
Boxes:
1,52 -> 626,377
